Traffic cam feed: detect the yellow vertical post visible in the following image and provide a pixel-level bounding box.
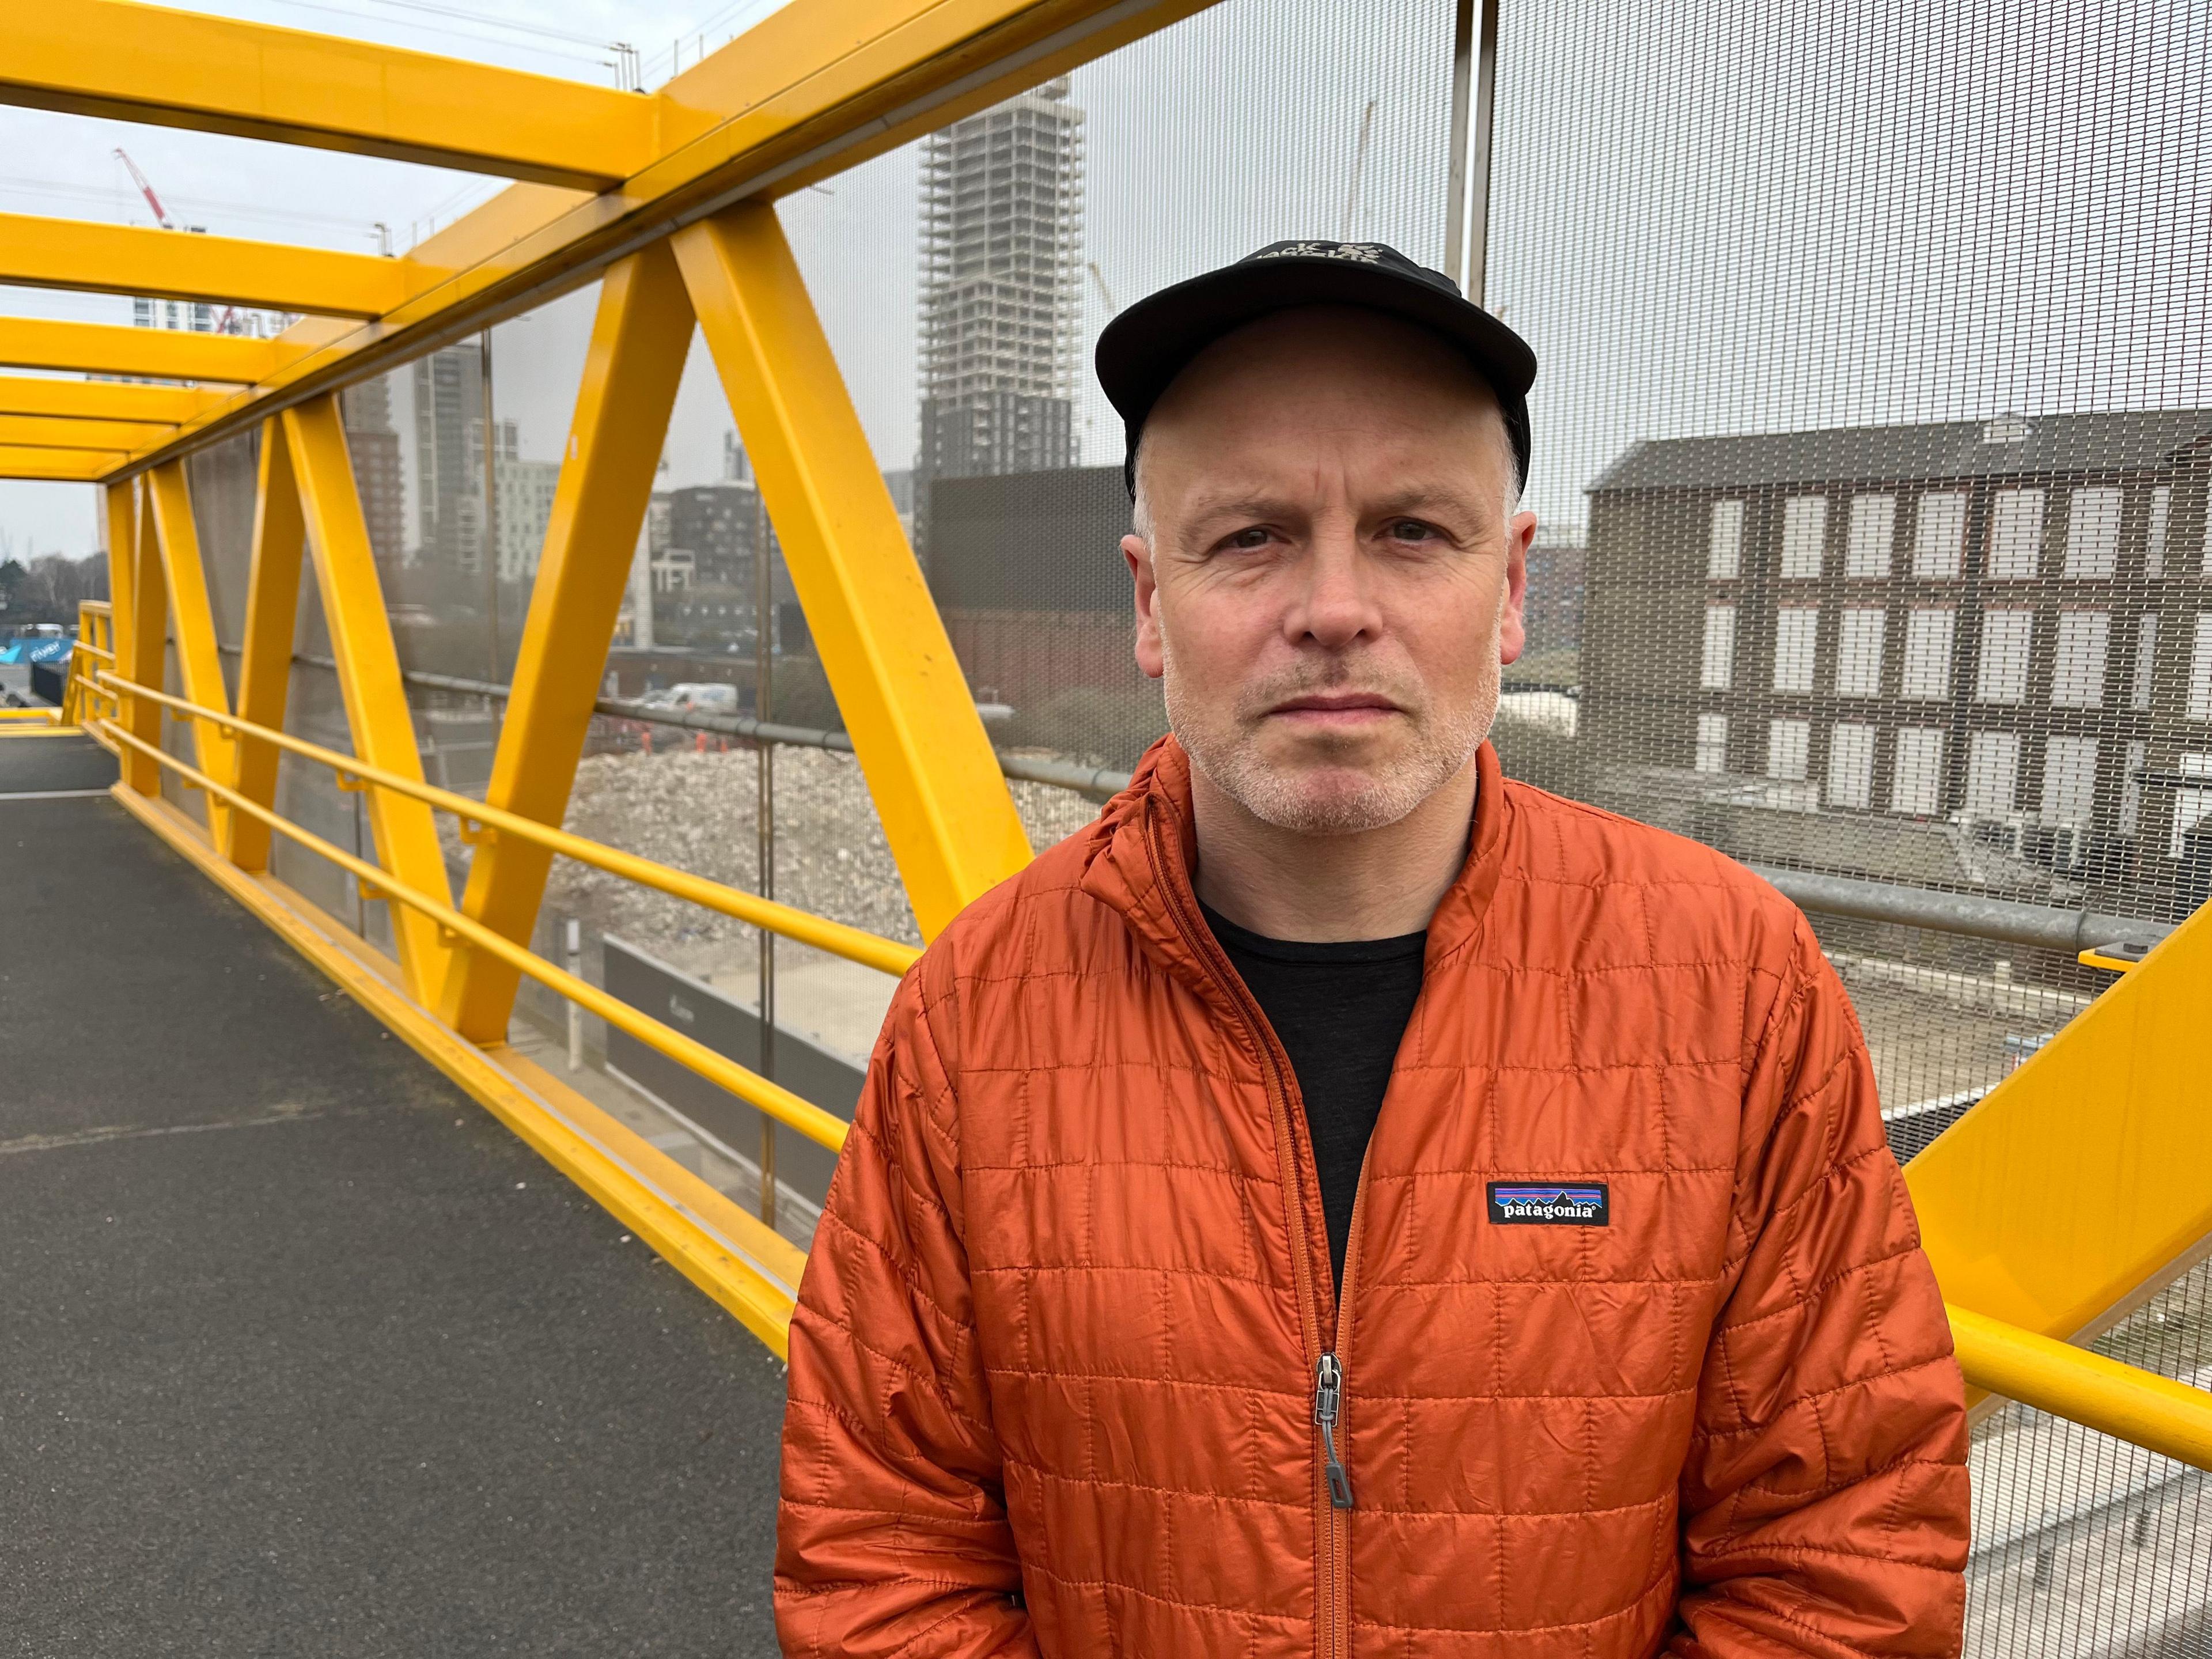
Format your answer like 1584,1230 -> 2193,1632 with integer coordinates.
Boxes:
439,247 -> 695,1041
673,204 -> 1031,938
145,459 -> 238,844
119,480 -> 166,794
283,393 -> 456,1004
103,483 -> 135,687
226,418 -> 309,870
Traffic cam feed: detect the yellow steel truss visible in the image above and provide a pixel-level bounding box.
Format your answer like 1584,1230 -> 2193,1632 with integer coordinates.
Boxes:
0,445 -> 118,480
0,213 -> 443,319
0,378 -> 218,424
0,413 -> 177,452
438,245 -> 695,1041
0,0 -> 661,188
226,420 -> 309,871
0,316 -> 286,384
676,204 -> 1033,936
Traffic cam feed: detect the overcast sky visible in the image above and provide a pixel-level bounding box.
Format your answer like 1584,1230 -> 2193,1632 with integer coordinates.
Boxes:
3,0 -> 2207,566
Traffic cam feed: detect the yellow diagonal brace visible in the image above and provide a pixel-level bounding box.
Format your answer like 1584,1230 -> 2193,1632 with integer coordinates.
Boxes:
0,377 -> 220,425
1910,895 -> 2212,1340
283,394 -> 454,1002
440,246 -> 696,1041
673,204 -> 1031,938
146,460 -> 237,846
226,420 -> 308,871
0,1 -> 659,190
0,445 -> 116,481
118,480 -> 166,794
0,214 -> 441,319
0,413 -> 175,452
0,317 -> 287,384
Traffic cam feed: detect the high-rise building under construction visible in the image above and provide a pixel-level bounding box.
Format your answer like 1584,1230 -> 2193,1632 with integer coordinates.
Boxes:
914,76 -> 1085,493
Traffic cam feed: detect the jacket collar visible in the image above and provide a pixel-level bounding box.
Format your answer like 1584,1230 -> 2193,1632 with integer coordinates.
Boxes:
1077,732 -> 1513,995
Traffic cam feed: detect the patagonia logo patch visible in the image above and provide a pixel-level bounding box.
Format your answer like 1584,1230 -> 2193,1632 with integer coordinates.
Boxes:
1488,1181 -> 1609,1226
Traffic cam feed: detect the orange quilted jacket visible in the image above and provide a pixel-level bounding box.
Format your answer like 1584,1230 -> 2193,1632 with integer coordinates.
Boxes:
777,738 -> 1970,1657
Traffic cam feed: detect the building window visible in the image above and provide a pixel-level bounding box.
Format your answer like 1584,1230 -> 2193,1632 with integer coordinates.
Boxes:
2147,486 -> 2172,578
2133,613 -> 2159,711
1828,724 -> 1877,809
2173,755 -> 2212,857
2120,739 -> 2147,836
1847,494 -> 1896,577
1988,488 -> 2045,579
1902,608 -> 1956,699
1695,713 -> 1729,774
1781,495 -> 1826,578
1707,499 -> 1744,578
2063,487 -> 2122,579
1964,731 -> 2022,816
1767,718 -> 1810,782
1975,610 -> 2034,703
1835,608 -> 1885,696
2040,736 -> 2099,828
1701,604 -> 1737,691
2050,611 -> 2110,707
1914,491 -> 1967,578
1891,728 -> 1945,815
2191,613 -> 2212,722
1772,607 -> 1819,692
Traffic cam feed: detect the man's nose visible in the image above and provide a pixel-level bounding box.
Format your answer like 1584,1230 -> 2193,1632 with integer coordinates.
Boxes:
1288,526 -> 1380,650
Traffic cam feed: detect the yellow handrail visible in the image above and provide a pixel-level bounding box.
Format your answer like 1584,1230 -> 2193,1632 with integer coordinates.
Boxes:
0,706 -> 63,722
95,670 -> 920,978
1949,1302 -> 2212,1472
99,715 -> 851,1154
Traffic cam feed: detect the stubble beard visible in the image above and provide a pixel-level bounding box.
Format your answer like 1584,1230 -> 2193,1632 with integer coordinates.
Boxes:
1160,618 -> 1499,836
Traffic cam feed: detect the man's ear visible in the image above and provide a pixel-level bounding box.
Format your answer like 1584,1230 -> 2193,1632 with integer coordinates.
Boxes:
1124,533 -> 1165,680
1497,509 -> 1536,666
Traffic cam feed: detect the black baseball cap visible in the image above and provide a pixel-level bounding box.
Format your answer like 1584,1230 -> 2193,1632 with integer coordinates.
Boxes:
1095,239 -> 1535,501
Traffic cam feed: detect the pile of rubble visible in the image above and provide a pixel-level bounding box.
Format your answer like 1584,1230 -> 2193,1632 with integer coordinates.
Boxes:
544,744 -> 1105,956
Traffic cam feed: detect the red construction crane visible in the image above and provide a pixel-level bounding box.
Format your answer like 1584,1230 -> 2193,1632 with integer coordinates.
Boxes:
113,148 -> 173,230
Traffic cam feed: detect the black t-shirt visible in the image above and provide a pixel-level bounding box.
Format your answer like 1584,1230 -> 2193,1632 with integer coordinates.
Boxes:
1199,902 -> 1427,1293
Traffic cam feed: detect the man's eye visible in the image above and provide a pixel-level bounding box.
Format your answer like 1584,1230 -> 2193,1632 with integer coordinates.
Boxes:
1389,520 -> 1438,541
1225,526 -> 1271,551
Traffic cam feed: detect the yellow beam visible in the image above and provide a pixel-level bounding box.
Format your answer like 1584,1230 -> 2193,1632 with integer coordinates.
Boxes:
1949,1305 -> 2212,1472
0,212 -> 444,320
146,460 -> 237,845
0,1 -> 660,191
226,419 -> 308,870
675,203 -> 1031,939
282,393 -> 454,1003
1909,895 -> 2212,1340
0,317 -> 287,384
104,485 -> 138,709
0,445 -> 116,481
119,479 -> 166,794
0,214 -> 442,319
0,413 -> 176,452
441,246 -> 696,1041
0,377 -> 220,425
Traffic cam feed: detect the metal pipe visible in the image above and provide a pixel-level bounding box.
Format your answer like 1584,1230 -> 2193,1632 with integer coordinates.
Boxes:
565,916 -> 583,1072
755,499 -> 778,1231
1444,0 -> 1501,302
1746,863 -> 2175,956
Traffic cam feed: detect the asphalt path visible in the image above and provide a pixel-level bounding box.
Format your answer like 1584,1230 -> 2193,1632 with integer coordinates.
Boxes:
1,740 -> 789,1657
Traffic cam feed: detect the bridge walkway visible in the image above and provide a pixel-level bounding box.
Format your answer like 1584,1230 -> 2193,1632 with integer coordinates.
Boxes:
1,737 -> 787,1657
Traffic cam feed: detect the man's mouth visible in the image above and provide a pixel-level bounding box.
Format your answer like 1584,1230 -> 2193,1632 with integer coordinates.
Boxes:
1266,691 -> 1403,727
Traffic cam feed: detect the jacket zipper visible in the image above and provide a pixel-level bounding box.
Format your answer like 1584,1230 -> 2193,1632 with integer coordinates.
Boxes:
1143,801 -> 1358,1659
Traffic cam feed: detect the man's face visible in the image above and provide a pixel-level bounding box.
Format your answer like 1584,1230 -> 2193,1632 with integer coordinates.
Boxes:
1123,306 -> 1536,835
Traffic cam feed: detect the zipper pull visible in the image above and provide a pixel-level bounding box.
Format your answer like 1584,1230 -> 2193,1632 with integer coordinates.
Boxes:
1313,1353 -> 1354,1509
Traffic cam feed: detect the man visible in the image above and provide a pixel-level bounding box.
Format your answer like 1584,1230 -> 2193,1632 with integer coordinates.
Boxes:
776,242 -> 1970,1656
